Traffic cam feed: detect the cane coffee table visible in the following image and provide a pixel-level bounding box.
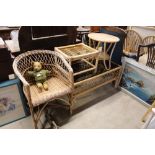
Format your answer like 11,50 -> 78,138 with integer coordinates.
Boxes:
55,43 -> 100,76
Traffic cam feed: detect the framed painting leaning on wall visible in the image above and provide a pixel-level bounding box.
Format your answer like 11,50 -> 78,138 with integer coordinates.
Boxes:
120,57 -> 155,106
0,78 -> 27,127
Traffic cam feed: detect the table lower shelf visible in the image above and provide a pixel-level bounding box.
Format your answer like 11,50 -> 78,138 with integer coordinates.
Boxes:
72,61 -> 122,98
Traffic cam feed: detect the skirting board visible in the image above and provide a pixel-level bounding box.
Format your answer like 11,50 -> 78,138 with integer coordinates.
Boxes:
119,86 -> 150,108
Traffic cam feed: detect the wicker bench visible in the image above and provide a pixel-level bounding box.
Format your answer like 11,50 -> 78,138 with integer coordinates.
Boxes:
55,43 -> 122,107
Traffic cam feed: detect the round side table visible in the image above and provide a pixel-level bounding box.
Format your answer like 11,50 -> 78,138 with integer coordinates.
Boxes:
88,33 -> 120,70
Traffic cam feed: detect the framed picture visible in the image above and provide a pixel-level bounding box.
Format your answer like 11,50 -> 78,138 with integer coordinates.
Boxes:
0,78 -> 27,127
120,57 -> 155,106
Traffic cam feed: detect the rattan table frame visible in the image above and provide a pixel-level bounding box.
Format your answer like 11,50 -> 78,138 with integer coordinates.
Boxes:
55,43 -> 100,76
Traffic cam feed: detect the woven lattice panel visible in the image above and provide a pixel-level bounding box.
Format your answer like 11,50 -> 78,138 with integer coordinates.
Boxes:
74,69 -> 120,95
59,44 -> 96,56
13,50 -> 73,86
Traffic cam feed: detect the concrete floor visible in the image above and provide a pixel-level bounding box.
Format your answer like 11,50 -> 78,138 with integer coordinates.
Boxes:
62,91 -> 147,129
0,84 -> 147,129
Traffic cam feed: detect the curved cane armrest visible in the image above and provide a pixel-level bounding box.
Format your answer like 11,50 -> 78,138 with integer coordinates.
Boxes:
55,52 -> 73,72
55,52 -> 74,89
54,65 -> 74,89
13,63 -> 30,87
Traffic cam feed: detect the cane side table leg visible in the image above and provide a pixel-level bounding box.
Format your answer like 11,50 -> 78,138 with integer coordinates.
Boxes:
103,42 -> 109,70
142,101 -> 155,122
96,41 -> 101,50
109,42 -> 117,69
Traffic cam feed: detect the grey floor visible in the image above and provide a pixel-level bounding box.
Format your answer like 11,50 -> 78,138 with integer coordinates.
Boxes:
0,84 -> 147,129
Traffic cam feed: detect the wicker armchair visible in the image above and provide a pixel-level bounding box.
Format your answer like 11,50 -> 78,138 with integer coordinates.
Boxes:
123,30 -> 143,59
13,50 -> 74,128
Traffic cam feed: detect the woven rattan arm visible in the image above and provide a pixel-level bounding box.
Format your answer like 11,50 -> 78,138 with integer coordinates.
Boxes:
13,60 -> 32,105
13,60 -> 30,87
54,52 -> 74,89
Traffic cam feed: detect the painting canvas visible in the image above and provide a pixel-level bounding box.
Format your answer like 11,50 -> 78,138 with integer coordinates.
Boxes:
0,79 -> 26,126
121,58 -> 155,105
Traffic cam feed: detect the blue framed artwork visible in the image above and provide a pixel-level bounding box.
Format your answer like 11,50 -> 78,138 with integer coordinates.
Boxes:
121,57 -> 155,106
0,78 -> 27,127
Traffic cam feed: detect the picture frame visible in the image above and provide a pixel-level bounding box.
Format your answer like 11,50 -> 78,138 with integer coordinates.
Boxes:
120,57 -> 155,106
0,78 -> 27,127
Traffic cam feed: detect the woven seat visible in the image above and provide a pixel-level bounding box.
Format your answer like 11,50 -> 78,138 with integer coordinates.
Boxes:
24,77 -> 72,107
13,50 -> 74,128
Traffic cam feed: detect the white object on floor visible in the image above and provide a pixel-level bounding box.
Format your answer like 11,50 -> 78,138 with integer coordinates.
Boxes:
142,108 -> 155,129
8,74 -> 15,80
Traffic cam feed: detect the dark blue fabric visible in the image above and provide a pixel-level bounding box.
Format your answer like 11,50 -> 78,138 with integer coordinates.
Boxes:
100,27 -> 126,65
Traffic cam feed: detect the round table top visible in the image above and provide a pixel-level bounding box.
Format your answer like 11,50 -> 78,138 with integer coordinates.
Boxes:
88,33 -> 120,43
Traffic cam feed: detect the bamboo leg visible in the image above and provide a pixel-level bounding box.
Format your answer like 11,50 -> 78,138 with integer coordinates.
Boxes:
141,101 -> 155,122
106,43 -> 112,52
100,42 -> 117,70
109,42 -> 116,70
31,102 -> 51,129
94,56 -> 99,73
35,101 -> 53,128
115,67 -> 123,88
68,93 -> 74,114
96,42 -> 101,50
103,42 -> 109,70
142,113 -> 154,128
29,105 -> 38,129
